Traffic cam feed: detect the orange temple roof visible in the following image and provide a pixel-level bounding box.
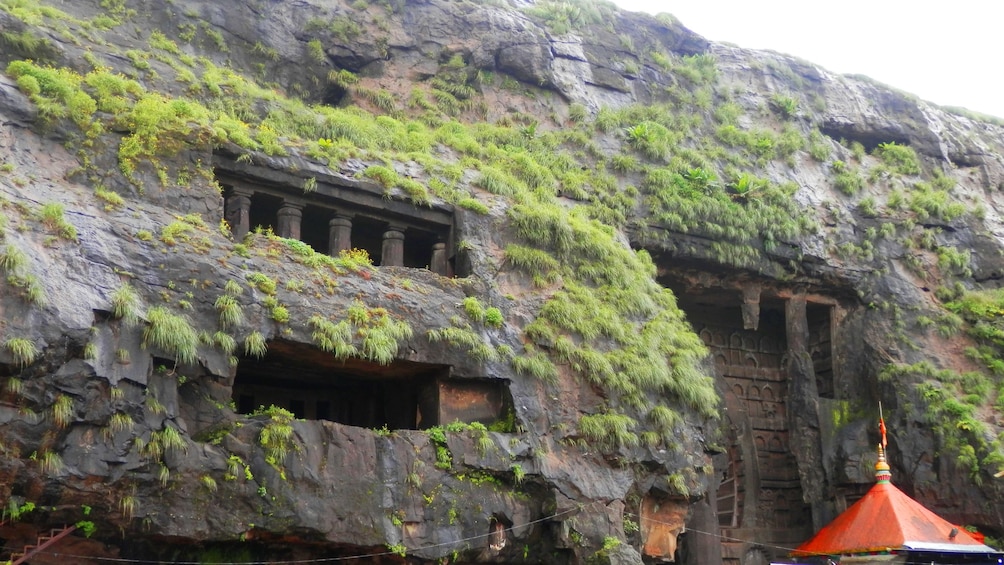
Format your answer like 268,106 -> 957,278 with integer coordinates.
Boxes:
793,444 -> 998,558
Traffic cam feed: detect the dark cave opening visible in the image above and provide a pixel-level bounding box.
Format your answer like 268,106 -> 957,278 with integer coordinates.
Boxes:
300,204 -> 332,254
248,192 -> 282,234
818,123 -> 910,154
349,215 -> 387,265
231,340 -> 512,430
321,83 -> 348,107
232,340 -> 446,429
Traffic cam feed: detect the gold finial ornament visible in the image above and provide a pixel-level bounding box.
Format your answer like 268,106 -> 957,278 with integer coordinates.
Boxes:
875,403 -> 891,482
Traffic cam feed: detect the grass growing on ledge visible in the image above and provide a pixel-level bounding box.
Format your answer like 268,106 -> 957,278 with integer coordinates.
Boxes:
110,283 -> 141,326
309,301 -> 413,364
579,411 -> 639,451
214,294 -> 243,328
38,202 -> 77,241
142,306 -> 199,365
4,337 -> 38,367
51,394 -> 73,428
244,331 -> 268,358
253,405 -> 295,466
0,244 -> 46,305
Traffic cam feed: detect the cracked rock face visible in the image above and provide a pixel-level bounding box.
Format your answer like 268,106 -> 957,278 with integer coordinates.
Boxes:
1,0 -> 1004,563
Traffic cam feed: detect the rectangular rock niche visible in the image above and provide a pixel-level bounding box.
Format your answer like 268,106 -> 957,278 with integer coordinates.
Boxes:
232,340 -> 511,430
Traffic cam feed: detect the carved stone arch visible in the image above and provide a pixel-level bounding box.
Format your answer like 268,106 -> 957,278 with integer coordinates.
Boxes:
730,332 -> 743,349
747,386 -> 762,417
742,335 -> 757,351
715,353 -> 728,367
761,385 -> 774,402
713,332 -> 726,347
744,353 -> 759,367
732,383 -> 744,398
700,328 -> 714,345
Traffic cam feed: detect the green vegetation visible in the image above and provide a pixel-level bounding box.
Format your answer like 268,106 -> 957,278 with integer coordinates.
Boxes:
524,0 -> 613,35
831,160 -> 863,195
106,412 -> 135,436
880,287 -> 1004,479
3,500 -> 35,522
51,394 -> 74,428
246,272 -> 277,295
427,425 -> 453,470
254,405 -> 295,468
579,411 -> 639,451
161,214 -> 208,246
95,186 -> 125,209
769,94 -> 799,119
110,283 -> 141,325
38,450 -> 63,475
874,142 -> 921,175
428,322 -> 505,363
309,301 -> 413,364
244,331 -> 268,358
6,3 -> 996,494
39,202 -> 77,241
142,306 -> 199,364
214,294 -> 243,328
0,244 -> 46,305
4,337 -> 38,367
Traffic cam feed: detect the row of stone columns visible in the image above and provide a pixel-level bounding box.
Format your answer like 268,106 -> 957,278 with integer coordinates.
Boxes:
225,190 -> 449,274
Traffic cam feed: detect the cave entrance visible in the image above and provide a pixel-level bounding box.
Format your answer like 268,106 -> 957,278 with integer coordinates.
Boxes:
231,341 -> 512,430
248,192 -> 282,234
216,161 -> 458,276
299,212 -> 444,269
660,277 -> 823,564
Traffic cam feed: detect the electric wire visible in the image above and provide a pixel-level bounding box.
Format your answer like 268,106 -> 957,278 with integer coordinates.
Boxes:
0,504 -> 839,564
0,500 -> 603,565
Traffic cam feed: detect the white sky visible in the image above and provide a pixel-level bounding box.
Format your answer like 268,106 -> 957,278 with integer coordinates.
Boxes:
610,0 -> 1004,119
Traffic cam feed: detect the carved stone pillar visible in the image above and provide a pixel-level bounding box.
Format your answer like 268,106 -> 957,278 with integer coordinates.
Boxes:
328,215 -> 352,256
785,289 -> 827,531
430,242 -> 448,276
277,202 -> 303,240
741,283 -> 762,331
381,226 -> 405,267
224,188 -> 252,242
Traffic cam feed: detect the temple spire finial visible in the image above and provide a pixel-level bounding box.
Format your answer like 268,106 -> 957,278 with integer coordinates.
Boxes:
876,403 -> 891,483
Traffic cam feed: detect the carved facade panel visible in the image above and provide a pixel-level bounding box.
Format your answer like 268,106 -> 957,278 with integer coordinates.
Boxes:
701,320 -> 812,550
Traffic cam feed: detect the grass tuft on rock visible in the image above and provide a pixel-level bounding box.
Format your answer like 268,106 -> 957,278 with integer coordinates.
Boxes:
142,306 -> 199,365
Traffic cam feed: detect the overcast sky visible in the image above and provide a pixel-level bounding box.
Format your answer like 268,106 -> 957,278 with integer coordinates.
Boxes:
610,0 -> 1004,119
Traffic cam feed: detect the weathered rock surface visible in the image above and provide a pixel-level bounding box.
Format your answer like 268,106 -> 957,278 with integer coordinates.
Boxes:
1,0 -> 1004,564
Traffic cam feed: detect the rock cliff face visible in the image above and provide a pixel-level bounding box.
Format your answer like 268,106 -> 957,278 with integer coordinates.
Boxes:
0,1 -> 1003,564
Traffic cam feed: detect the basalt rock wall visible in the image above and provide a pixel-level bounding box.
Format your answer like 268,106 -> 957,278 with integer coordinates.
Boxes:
1,1 -> 1003,564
